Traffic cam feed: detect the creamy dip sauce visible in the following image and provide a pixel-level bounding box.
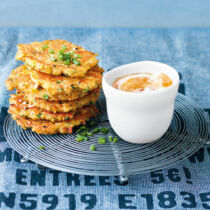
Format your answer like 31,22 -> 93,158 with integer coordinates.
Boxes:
112,72 -> 173,93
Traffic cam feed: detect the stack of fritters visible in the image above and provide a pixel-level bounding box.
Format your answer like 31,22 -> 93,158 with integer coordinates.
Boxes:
6,40 -> 103,134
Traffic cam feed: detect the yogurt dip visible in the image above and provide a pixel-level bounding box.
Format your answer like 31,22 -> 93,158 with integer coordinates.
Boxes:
102,61 -> 179,144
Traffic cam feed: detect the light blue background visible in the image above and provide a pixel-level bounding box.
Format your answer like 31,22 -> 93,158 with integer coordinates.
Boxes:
1,0 -> 210,27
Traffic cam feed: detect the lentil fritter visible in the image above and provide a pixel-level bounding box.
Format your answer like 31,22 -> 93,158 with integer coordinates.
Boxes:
10,88 -> 100,113
6,65 -> 103,95
16,39 -> 98,77
6,39 -> 103,134
10,107 -> 98,134
9,103 -> 97,122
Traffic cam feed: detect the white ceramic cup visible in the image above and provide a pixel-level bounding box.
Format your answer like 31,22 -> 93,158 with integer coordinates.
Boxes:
102,61 -> 180,144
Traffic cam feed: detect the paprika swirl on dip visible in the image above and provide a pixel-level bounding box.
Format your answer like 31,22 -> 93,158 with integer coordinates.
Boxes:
112,72 -> 173,93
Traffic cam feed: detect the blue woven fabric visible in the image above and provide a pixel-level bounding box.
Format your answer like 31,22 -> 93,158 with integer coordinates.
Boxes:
0,28 -> 209,210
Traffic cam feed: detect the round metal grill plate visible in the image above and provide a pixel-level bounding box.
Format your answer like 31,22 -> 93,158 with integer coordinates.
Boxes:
3,93 -> 209,176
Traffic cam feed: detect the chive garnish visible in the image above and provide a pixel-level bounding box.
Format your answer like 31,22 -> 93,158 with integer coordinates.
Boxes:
93,128 -> 100,134
56,81 -> 61,84
62,45 -> 67,50
43,94 -> 49,100
50,57 -> 57,61
63,60 -> 70,65
65,117 -> 69,121
83,136 -> 88,141
55,47 -> 81,65
72,58 -> 81,65
37,113 -> 42,118
49,49 -> 54,54
101,127 -> 109,134
90,121 -> 95,127
89,101 -> 93,106
42,44 -> 48,50
76,134 -> 84,142
108,136 -> 113,142
81,131 -> 88,137
90,144 -> 96,151
76,126 -> 88,133
39,146 -> 45,150
87,132 -> 93,137
98,137 -> 106,144
84,87 -> 90,92
113,137 -> 118,143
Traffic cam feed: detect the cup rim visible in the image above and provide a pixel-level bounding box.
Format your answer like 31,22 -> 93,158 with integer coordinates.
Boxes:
102,61 -> 180,97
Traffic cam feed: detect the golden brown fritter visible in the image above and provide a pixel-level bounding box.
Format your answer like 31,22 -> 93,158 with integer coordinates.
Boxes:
5,65 -> 32,91
6,65 -> 100,101
17,89 -> 92,101
10,107 -> 98,134
10,89 -> 100,113
9,103 -> 97,122
29,65 -> 103,95
16,39 -> 99,77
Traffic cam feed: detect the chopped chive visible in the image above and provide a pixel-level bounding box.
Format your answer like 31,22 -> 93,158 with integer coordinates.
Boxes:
63,60 -> 70,65
76,126 -> 88,133
37,113 -> 42,118
43,94 -> 49,100
39,146 -> 45,150
90,121 -> 95,127
42,44 -> 48,50
50,57 -> 57,61
72,58 -> 81,65
113,137 -> 118,143
93,127 -> 100,134
62,45 -> 67,50
65,117 -> 69,121
56,81 -> 61,84
71,85 -> 76,89
89,101 -> 93,106
87,132 -> 93,137
101,127 -> 109,134
76,134 -> 84,142
81,131 -> 88,137
49,49 -> 54,54
58,49 -> 64,54
98,137 -> 106,144
58,55 -> 64,61
56,46 -> 81,65
108,136 -> 113,142
83,136 -> 88,141
84,87 -> 90,92
90,144 -> 96,151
